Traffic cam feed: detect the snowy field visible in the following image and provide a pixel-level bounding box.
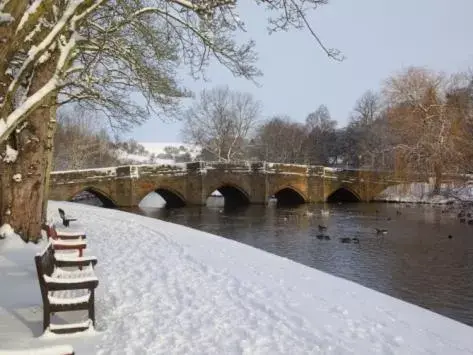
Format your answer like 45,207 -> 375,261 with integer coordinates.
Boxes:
115,142 -> 201,165
1,202 -> 473,354
139,142 -> 201,159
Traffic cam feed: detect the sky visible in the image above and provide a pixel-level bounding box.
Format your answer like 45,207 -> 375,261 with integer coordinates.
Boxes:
126,0 -> 473,142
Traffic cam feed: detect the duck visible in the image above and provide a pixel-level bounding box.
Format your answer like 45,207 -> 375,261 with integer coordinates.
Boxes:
448,235 -> 453,239
468,220 -> 473,225
460,218 -> 466,223
324,235 -> 331,241
458,211 -> 466,218
375,228 -> 388,235
318,225 -> 328,232
316,234 -> 325,240
352,237 -> 360,244
340,237 -> 351,243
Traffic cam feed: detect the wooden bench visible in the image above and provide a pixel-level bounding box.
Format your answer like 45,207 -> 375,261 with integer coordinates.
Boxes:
35,242 -> 98,334
42,224 -> 87,258
58,208 -> 77,227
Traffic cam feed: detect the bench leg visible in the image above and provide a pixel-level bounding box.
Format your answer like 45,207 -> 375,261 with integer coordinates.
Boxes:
43,305 -> 51,331
89,290 -> 95,327
78,247 -> 84,270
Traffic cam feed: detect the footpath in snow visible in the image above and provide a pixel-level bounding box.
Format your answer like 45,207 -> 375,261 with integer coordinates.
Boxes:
1,201 -> 473,354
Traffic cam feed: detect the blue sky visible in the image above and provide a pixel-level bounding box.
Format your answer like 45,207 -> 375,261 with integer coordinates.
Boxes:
126,0 -> 473,142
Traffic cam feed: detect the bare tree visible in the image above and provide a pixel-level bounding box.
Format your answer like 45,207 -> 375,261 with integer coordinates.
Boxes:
344,91 -> 394,169
182,86 -> 260,161
54,109 -> 120,170
251,116 -> 307,163
305,105 -> 337,164
383,67 -> 473,192
351,90 -> 380,126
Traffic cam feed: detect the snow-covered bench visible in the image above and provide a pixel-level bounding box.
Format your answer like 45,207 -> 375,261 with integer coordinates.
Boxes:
34,242 -> 98,334
42,224 -> 87,257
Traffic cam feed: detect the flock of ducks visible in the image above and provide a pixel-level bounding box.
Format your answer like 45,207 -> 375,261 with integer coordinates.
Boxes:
315,223 -> 383,244
303,208 -> 390,244
299,203 -> 473,244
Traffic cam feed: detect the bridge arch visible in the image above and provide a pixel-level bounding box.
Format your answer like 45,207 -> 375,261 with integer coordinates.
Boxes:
206,183 -> 250,207
68,186 -> 117,208
139,186 -> 187,208
271,186 -> 307,206
326,186 -> 361,203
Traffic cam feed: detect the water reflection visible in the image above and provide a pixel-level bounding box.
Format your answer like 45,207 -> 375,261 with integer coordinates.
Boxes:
124,201 -> 473,326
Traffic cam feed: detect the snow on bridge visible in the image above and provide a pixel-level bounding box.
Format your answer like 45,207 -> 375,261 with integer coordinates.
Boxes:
48,161 -> 431,208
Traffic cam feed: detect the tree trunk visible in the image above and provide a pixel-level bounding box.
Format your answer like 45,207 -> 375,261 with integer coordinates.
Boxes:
0,60 -> 56,242
42,101 -> 58,223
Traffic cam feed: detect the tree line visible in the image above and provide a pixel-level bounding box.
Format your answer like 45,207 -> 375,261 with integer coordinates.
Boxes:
183,67 -> 473,192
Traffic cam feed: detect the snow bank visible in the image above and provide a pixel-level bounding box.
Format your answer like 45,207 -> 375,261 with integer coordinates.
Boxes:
0,224 -> 16,239
1,202 -> 473,354
375,182 -> 473,204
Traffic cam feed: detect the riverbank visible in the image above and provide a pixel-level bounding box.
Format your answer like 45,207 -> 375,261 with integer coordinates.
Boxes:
374,182 -> 473,204
1,201 -> 473,354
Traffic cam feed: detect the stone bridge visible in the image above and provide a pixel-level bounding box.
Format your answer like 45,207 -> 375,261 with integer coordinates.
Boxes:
48,161 -> 422,208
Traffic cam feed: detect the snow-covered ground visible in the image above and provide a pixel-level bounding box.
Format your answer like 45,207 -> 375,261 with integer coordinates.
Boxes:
139,142 -> 201,159
375,181 -> 473,204
116,142 -> 200,165
1,201 -> 473,354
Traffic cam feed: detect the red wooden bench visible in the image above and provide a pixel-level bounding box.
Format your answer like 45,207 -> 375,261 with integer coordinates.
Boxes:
42,224 -> 86,257
35,242 -> 98,334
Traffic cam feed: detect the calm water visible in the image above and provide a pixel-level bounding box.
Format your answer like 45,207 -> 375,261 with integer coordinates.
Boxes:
123,201 -> 473,326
